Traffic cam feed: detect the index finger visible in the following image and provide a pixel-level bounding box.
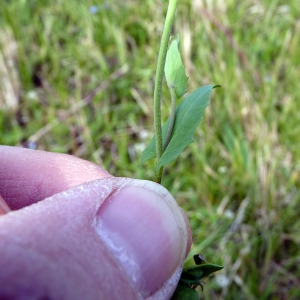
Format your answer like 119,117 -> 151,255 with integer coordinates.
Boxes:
0,146 -> 111,210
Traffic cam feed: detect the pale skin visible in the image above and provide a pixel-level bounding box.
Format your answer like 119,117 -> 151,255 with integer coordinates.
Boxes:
0,146 -> 192,299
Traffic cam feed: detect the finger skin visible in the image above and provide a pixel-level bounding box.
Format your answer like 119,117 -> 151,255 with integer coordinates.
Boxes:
0,177 -> 140,299
0,146 -> 111,210
0,146 -> 192,299
0,194 -> 10,215
0,178 -> 191,299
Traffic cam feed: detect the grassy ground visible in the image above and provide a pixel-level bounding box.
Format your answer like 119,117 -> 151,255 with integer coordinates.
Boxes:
1,0 -> 300,298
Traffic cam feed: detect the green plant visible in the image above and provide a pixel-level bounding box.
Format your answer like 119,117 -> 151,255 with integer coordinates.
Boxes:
141,0 -> 219,184
140,0 -> 222,297
172,254 -> 223,300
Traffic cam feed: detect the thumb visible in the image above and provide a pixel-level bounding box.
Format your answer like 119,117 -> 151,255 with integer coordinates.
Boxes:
0,177 -> 191,299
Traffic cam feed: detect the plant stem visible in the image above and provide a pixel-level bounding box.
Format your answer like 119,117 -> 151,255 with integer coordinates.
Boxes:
163,85 -> 177,150
154,0 -> 178,183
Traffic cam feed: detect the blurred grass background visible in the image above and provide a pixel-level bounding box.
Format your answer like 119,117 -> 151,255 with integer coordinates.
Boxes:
1,0 -> 300,298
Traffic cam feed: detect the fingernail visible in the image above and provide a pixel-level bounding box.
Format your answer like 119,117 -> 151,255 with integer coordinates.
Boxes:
94,180 -> 188,297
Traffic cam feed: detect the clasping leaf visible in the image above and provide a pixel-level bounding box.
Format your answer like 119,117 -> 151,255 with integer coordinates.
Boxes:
164,39 -> 188,98
141,85 -> 220,168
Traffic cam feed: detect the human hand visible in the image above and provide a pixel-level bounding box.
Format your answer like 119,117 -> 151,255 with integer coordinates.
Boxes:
0,146 -> 192,299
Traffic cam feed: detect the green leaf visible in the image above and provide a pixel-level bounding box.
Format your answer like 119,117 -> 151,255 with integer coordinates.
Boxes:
164,39 -> 188,98
172,263 -> 223,299
141,85 -> 219,165
196,263 -> 224,279
157,85 -> 219,168
141,134 -> 157,163
171,283 -> 198,300
180,264 -> 223,285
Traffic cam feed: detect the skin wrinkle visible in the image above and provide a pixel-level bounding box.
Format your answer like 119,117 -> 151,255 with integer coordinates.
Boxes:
1,236 -> 134,299
1,238 -> 67,297
1,228 -> 86,276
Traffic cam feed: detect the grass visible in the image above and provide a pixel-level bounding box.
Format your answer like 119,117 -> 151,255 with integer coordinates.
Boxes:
1,0 -> 300,298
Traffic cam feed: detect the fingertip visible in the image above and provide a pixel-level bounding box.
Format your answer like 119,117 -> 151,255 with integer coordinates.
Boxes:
95,179 -> 190,298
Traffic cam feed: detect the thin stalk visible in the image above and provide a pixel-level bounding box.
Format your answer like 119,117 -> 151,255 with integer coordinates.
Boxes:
154,0 -> 178,183
163,86 -> 177,150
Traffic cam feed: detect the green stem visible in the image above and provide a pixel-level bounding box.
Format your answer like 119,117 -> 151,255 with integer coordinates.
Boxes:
154,0 -> 178,183
163,86 -> 177,150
